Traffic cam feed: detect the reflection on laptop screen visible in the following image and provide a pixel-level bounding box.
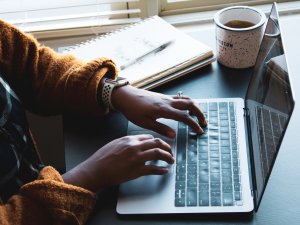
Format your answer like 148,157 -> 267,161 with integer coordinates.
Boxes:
245,4 -> 295,208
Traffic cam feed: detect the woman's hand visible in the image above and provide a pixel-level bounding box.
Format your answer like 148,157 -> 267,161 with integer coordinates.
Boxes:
111,85 -> 207,138
62,134 -> 174,192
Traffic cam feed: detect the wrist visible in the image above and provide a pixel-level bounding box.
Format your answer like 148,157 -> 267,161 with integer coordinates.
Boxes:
97,78 -> 129,111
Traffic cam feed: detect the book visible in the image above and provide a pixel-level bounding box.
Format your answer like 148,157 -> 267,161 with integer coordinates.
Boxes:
63,16 -> 214,89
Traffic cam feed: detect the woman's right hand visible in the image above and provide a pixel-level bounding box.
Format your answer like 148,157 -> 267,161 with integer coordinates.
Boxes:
62,134 -> 174,192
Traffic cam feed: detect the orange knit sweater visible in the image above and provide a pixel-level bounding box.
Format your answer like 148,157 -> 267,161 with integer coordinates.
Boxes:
0,19 -> 118,224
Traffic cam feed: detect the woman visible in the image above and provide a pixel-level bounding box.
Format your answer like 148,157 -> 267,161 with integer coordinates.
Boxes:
0,19 -> 206,224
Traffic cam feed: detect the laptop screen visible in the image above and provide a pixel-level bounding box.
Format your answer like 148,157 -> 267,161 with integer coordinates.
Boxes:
245,3 -> 295,210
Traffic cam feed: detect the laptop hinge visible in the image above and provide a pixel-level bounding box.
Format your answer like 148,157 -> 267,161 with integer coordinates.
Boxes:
243,107 -> 258,209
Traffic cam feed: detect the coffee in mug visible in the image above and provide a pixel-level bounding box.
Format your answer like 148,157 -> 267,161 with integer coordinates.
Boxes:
214,6 -> 266,69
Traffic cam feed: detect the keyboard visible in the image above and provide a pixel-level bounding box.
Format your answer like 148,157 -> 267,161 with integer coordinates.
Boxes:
175,101 -> 242,207
255,106 -> 287,182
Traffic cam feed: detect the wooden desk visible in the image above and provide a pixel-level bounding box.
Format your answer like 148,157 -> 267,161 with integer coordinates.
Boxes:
64,14 -> 300,225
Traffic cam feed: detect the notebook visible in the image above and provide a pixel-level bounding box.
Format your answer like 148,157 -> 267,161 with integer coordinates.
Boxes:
62,16 -> 215,90
117,3 -> 295,214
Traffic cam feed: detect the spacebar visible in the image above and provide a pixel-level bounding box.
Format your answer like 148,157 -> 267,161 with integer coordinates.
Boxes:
176,122 -> 187,164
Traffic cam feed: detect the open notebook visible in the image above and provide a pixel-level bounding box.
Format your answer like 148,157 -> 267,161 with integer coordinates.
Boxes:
62,16 -> 214,89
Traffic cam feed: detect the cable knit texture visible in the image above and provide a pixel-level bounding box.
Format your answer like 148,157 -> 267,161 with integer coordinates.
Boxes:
1,166 -> 96,225
0,19 -> 118,116
0,19 -> 118,224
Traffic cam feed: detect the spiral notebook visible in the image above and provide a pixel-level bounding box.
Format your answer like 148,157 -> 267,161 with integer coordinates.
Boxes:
63,16 -> 215,89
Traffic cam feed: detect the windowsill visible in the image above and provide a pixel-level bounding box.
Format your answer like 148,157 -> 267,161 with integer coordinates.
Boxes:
163,1 -> 300,26
38,1 -> 300,42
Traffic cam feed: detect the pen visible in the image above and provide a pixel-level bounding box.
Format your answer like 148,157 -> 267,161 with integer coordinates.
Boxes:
120,40 -> 174,70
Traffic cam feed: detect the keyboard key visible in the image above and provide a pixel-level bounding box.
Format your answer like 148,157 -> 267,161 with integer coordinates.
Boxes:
199,191 -> 209,206
221,147 -> 230,153
220,126 -> 229,133
175,198 -> 185,207
233,174 -> 240,183
219,102 -> 228,109
209,102 -> 218,111
210,182 -> 221,191
187,173 -> 197,180
234,191 -> 241,201
175,189 -> 185,198
175,181 -> 185,189
223,193 -> 234,206
198,145 -> 208,152
187,179 -> 197,187
198,139 -> 208,146
222,169 -> 232,177
198,152 -> 208,160
209,111 -> 218,117
210,151 -> 219,158
187,164 -> 197,173
187,188 -> 197,206
220,120 -> 229,127
209,144 -> 219,151
210,173 -> 220,182
222,175 -> 232,184
199,160 -> 208,169
222,184 -> 233,193
176,174 -> 186,181
188,151 -> 197,163
220,133 -> 230,139
221,161 -> 231,169
211,197 -> 222,206
199,169 -> 209,183
199,183 -> 209,191
234,183 -> 241,191
232,150 -> 239,158
176,165 -> 186,174
209,117 -> 218,125
221,153 -> 231,161
220,140 -> 230,147
220,113 -> 229,120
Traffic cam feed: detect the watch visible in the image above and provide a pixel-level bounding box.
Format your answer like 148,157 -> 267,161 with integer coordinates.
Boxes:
101,78 -> 129,110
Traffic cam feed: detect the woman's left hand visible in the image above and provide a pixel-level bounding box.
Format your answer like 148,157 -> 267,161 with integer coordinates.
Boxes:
111,85 -> 207,138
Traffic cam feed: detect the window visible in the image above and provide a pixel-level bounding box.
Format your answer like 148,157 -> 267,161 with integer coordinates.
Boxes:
0,0 -> 299,38
0,0 -> 143,33
160,0 -> 298,16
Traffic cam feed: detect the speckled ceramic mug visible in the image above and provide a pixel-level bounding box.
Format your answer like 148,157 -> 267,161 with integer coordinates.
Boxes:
214,6 -> 266,69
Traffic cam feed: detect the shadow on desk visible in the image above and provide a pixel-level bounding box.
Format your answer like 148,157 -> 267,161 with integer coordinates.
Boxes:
153,62 -> 253,99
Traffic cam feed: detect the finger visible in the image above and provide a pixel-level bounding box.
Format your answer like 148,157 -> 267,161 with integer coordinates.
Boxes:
139,165 -> 170,176
138,138 -> 173,155
173,95 -> 191,100
142,119 -> 176,138
172,99 -> 207,127
156,108 -> 204,134
139,148 -> 175,164
129,134 -> 154,141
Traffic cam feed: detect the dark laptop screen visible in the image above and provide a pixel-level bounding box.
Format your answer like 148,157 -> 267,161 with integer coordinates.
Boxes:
245,3 -> 295,210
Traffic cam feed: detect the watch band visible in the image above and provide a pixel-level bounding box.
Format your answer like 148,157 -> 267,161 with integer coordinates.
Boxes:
101,78 -> 129,110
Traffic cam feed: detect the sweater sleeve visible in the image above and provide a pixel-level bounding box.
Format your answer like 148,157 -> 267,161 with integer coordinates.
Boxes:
0,19 -> 118,116
0,166 -> 97,225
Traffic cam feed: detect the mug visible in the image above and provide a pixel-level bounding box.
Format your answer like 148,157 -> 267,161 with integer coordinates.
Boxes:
214,6 -> 266,69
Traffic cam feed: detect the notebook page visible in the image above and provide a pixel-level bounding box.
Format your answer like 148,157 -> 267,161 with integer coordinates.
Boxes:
64,16 -> 212,85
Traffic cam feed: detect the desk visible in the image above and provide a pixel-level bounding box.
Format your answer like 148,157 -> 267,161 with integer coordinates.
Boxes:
64,14 -> 300,225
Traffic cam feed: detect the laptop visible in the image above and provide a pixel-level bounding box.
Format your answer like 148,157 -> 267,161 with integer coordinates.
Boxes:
117,3 -> 295,214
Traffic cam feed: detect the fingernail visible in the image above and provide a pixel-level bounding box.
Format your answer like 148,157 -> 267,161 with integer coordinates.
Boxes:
198,127 -> 204,134
167,130 -> 176,138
